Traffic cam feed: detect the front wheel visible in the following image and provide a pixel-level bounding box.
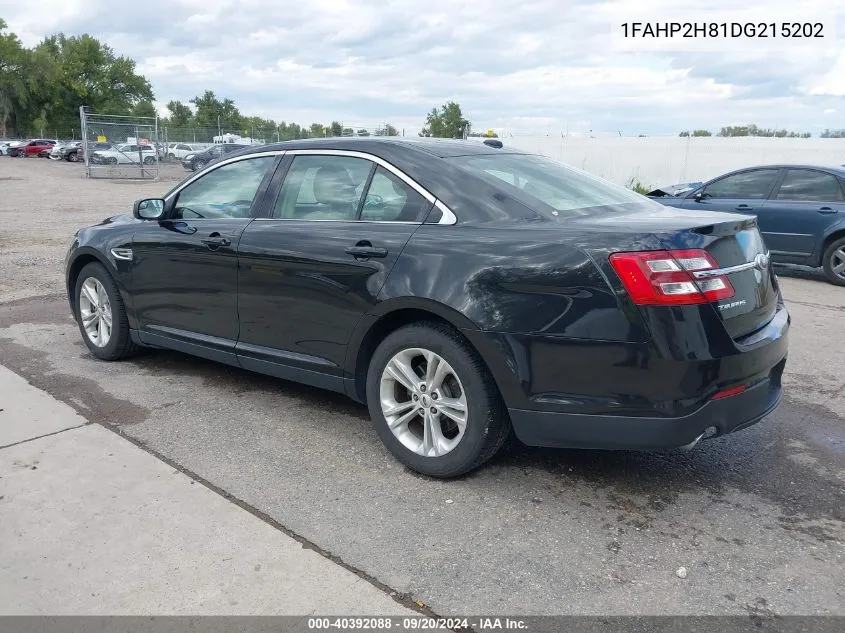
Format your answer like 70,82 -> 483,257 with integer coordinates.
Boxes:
193,159 -> 207,171
366,322 -> 510,478
74,262 -> 139,361
822,237 -> 845,286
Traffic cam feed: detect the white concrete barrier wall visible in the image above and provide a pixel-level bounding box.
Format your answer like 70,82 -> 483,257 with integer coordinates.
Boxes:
481,136 -> 845,188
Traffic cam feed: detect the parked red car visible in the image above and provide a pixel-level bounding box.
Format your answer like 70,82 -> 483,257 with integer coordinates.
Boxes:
9,139 -> 56,157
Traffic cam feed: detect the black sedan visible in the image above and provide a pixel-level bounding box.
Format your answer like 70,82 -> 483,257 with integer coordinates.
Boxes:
65,138 -> 789,477
649,165 -> 845,285
181,143 -> 249,171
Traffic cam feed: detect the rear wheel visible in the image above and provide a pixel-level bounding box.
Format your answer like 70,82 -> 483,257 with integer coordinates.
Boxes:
366,322 -> 510,478
193,159 -> 207,171
74,262 -> 139,361
143,156 -> 155,165
822,237 -> 845,286
107,157 -> 118,165
67,152 -> 78,162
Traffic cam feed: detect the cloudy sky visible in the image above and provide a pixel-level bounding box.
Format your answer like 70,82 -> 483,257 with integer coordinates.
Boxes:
2,0 -> 843,135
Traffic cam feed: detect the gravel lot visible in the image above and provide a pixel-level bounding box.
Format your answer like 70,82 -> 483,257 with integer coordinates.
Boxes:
1,157 -> 843,616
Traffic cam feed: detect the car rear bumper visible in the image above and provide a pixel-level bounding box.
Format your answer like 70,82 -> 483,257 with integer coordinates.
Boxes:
508,358 -> 784,449
465,299 -> 789,450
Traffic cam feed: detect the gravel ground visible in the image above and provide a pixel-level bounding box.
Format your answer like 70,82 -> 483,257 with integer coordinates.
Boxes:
1,156 -> 843,617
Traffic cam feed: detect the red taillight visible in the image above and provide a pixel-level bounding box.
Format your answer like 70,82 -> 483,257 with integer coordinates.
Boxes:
711,385 -> 746,400
609,249 -> 734,306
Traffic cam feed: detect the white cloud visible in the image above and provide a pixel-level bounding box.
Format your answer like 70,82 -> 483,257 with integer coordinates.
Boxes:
1,0 -> 843,134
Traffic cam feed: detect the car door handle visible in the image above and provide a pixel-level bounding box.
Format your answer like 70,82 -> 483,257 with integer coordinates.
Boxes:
345,242 -> 388,259
817,207 -> 838,214
201,233 -> 231,249
735,204 -> 752,210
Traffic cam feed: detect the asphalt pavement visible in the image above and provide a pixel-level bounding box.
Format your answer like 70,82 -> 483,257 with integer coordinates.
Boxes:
0,289 -> 842,616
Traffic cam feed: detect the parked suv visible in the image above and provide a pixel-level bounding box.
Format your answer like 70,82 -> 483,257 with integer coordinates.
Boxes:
90,143 -> 157,165
167,143 -> 198,161
9,139 -> 56,157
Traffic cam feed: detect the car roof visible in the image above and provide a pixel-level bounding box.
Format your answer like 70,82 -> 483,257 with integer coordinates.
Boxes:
241,136 -> 523,159
720,164 -> 845,177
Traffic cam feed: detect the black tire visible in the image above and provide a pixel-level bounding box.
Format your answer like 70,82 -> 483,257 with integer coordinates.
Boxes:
822,236 -> 845,286
67,152 -> 78,162
143,156 -> 155,165
366,322 -> 510,478
193,159 -> 207,171
73,262 -> 140,361
107,157 -> 118,165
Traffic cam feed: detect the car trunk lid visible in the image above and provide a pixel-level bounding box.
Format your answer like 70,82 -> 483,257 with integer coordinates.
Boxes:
576,205 -> 778,339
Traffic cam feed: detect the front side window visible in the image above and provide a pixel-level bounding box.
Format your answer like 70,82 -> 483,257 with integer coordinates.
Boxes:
361,166 -> 431,222
703,169 -> 779,200
776,169 -> 844,202
172,156 -> 275,220
273,155 -> 372,220
447,153 -> 645,215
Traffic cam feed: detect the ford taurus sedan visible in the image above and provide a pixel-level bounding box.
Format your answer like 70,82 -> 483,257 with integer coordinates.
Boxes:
649,164 -> 845,285
65,138 -> 789,477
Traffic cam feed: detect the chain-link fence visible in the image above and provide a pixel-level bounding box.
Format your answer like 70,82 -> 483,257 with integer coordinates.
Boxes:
79,108 -> 160,179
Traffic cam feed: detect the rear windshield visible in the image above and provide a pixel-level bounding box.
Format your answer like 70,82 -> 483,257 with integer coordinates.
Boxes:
446,153 -> 646,215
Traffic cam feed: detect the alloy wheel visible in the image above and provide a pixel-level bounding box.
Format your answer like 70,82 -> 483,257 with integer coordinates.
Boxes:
830,247 -> 845,281
379,348 -> 468,457
79,277 -> 112,348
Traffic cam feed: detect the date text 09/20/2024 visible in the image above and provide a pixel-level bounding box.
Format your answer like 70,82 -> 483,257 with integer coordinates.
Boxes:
307,617 -> 527,630
619,22 -> 825,38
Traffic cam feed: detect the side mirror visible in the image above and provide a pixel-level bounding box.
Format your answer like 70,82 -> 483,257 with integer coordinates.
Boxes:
133,198 -> 165,220
693,191 -> 703,201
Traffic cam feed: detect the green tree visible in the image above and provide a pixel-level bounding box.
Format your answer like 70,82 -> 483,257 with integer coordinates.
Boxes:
821,129 -> 845,138
35,33 -> 153,129
166,100 -> 194,127
277,121 -> 308,140
190,90 -> 241,129
132,100 -> 157,118
309,122 -> 326,137
0,18 -> 29,136
328,121 -> 343,137
420,101 -> 470,138
718,124 -> 809,138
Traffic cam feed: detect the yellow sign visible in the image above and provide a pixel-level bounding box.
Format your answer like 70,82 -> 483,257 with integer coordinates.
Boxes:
97,135 -> 106,142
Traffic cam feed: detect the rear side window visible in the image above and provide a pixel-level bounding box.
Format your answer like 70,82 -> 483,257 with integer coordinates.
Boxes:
360,167 -> 431,222
776,169 -> 844,202
446,153 -> 645,215
703,169 -> 779,200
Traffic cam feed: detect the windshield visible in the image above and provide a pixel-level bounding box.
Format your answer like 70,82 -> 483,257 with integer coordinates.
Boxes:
446,153 -> 647,215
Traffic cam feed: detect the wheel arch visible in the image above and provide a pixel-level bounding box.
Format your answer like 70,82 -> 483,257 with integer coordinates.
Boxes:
67,248 -> 132,324
345,298 -> 509,405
